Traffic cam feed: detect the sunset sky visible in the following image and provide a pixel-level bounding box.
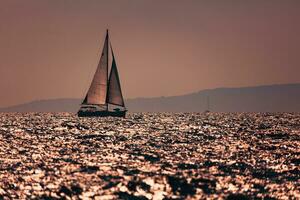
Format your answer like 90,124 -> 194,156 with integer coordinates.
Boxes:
0,0 -> 299,107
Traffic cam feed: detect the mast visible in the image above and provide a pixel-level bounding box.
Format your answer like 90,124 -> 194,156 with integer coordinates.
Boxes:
207,96 -> 210,111
106,29 -> 109,111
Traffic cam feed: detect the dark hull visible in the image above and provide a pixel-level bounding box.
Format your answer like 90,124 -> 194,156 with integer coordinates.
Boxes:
77,110 -> 126,118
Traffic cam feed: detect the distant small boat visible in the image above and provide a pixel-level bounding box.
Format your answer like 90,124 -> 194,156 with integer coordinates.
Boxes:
78,30 -> 127,117
204,96 -> 210,113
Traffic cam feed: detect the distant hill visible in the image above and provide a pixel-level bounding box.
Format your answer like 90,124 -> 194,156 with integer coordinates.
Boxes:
0,83 -> 299,113
0,99 -> 82,113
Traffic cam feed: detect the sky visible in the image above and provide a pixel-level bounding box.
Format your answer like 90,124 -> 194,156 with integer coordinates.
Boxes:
0,0 -> 299,107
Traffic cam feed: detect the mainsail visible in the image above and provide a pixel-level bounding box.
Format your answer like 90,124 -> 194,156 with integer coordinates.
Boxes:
83,31 -> 109,105
106,46 -> 125,107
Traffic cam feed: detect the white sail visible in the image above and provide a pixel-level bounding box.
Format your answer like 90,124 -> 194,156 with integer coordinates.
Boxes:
84,31 -> 109,105
106,47 -> 125,107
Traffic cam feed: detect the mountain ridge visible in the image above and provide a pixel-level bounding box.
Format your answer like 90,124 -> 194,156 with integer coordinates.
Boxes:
1,83 -> 299,113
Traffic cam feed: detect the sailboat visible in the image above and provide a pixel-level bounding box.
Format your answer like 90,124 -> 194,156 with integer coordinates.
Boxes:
204,96 -> 210,113
77,30 -> 127,117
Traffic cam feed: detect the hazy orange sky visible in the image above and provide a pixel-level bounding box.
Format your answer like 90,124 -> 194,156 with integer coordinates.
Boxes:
0,0 -> 299,107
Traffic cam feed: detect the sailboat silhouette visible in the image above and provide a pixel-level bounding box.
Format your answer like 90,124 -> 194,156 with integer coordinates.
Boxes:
78,30 -> 127,117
